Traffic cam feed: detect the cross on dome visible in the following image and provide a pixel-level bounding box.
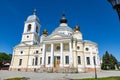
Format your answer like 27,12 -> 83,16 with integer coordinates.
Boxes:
33,9 -> 37,15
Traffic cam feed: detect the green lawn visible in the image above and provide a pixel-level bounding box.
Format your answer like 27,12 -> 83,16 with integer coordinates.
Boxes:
4,77 -> 30,80
4,76 -> 120,80
74,76 -> 120,80
4,77 -> 23,80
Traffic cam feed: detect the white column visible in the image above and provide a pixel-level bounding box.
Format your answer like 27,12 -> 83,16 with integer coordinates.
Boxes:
42,44 -> 46,66
50,43 -> 54,67
90,47 -> 94,68
60,43 -> 63,67
69,42 -> 73,67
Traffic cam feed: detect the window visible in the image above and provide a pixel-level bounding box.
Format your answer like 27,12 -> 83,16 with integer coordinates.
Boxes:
40,57 -> 42,65
32,59 -> 34,66
41,48 -> 42,51
56,46 -> 60,50
93,56 -> 96,65
36,50 -> 39,54
77,46 -> 80,50
36,26 -> 38,33
86,57 -> 90,65
65,56 -> 69,64
78,56 -> 81,64
20,51 -> 23,54
27,24 -> 31,32
19,59 -> 22,66
48,56 -> 51,64
35,57 -> 38,65
86,48 -> 89,51
27,36 -> 29,38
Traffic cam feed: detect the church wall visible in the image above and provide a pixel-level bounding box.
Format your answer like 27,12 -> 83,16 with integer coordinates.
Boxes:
10,11 -> 101,72
22,34 -> 34,42
73,32 -> 82,40
11,55 -> 28,68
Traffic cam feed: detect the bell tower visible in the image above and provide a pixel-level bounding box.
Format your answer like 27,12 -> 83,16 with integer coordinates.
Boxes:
21,9 -> 41,45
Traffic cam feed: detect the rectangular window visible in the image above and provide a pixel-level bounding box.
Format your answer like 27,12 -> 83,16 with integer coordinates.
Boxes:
93,56 -> 96,65
19,59 -> 22,66
32,59 -> 34,66
65,56 -> 69,64
78,56 -> 81,64
40,57 -> 42,65
86,57 -> 90,65
48,56 -> 51,64
35,57 -> 38,65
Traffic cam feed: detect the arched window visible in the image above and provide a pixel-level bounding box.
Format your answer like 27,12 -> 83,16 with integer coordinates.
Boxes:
36,26 -> 38,33
27,24 -> 31,32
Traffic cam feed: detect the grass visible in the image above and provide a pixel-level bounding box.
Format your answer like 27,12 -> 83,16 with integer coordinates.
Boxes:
74,76 -> 120,80
4,77 -> 30,80
4,76 -> 120,80
4,77 -> 23,80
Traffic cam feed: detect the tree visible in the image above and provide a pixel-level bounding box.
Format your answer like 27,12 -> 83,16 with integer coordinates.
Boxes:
101,51 -> 110,70
0,52 -> 12,69
101,51 -> 119,70
0,52 -> 12,62
109,54 -> 119,70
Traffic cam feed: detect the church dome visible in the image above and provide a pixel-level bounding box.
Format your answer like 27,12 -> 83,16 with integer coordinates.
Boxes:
53,25 -> 73,34
26,9 -> 39,22
52,14 -> 73,36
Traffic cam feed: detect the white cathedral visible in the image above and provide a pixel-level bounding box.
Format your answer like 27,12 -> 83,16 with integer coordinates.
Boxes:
9,10 -> 101,72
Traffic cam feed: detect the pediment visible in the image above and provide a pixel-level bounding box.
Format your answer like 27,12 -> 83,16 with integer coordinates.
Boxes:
43,34 -> 65,40
50,34 -> 63,39
15,42 -> 29,47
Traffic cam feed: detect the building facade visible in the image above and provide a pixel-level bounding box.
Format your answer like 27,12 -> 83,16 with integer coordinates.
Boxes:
9,10 -> 101,72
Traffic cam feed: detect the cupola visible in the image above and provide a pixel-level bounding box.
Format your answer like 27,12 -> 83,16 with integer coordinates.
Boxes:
60,14 -> 67,23
26,9 -> 39,22
74,25 -> 80,32
42,29 -> 48,36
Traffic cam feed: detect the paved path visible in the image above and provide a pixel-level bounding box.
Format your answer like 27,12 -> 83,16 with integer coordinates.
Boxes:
0,70 -> 120,80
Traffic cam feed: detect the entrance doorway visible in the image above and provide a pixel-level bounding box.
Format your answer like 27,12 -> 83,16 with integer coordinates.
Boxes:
54,56 -> 60,68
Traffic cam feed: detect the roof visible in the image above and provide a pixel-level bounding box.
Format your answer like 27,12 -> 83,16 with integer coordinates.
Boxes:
26,14 -> 39,22
26,9 -> 39,22
84,40 -> 97,46
52,23 -> 73,35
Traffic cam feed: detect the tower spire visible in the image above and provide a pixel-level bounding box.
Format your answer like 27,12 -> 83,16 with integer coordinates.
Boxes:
33,9 -> 37,15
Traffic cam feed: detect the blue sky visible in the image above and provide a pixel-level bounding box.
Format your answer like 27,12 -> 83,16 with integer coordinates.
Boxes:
0,0 -> 120,61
